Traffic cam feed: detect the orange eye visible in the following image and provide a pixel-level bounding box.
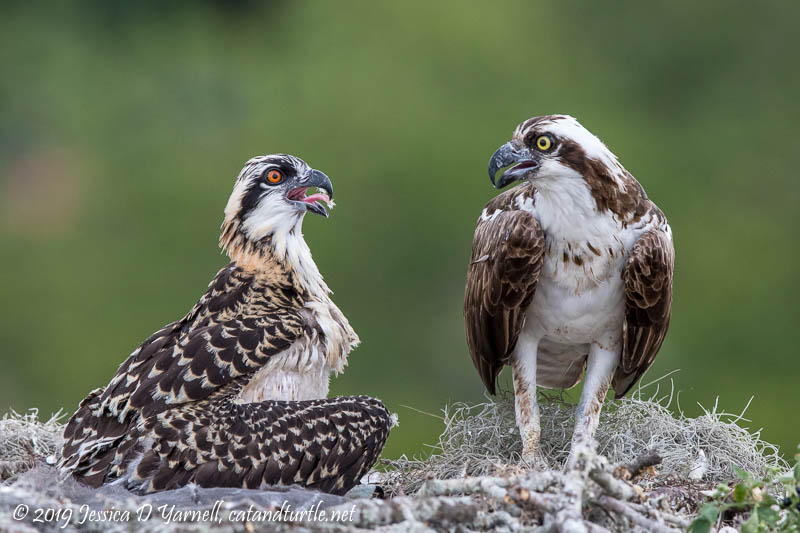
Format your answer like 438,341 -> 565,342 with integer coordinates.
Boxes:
266,169 -> 283,184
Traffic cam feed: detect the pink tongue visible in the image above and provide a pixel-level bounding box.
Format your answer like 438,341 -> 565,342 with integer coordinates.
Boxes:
303,192 -> 330,205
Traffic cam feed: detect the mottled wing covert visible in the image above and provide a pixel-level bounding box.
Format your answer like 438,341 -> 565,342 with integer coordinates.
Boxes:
126,395 -> 393,495
59,265 -> 306,484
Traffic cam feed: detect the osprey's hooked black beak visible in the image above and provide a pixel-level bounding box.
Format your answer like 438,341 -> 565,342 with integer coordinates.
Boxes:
288,169 -> 334,217
488,142 -> 540,190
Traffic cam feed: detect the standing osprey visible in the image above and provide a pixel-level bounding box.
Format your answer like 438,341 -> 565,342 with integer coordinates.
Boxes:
464,115 -> 674,467
60,155 -> 392,494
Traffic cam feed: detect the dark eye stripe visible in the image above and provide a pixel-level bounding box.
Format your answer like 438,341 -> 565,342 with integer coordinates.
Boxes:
238,161 -> 298,219
239,180 -> 266,219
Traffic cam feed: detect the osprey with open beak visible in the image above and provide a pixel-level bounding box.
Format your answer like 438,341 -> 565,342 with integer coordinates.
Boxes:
465,116 -> 674,468
60,154 -> 393,494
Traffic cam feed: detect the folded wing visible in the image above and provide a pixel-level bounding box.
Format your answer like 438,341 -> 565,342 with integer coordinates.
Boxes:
464,207 -> 545,394
613,227 -> 675,397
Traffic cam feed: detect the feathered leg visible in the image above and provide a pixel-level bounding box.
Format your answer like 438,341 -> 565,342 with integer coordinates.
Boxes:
566,341 -> 619,469
511,334 -> 544,468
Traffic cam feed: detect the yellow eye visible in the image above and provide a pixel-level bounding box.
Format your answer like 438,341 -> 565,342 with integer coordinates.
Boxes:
536,135 -> 553,151
266,169 -> 283,184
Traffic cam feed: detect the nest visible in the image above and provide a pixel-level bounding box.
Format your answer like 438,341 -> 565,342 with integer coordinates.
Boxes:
0,382 -> 791,532
384,378 -> 787,496
0,409 -> 64,481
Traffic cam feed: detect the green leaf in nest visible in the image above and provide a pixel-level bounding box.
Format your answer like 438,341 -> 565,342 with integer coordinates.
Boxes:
733,483 -> 749,503
688,504 -> 719,533
741,507 -> 760,533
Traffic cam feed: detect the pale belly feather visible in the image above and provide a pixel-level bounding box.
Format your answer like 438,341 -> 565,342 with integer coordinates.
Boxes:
527,255 -> 625,345
520,239 -> 628,389
236,297 -> 358,403
237,356 -> 332,402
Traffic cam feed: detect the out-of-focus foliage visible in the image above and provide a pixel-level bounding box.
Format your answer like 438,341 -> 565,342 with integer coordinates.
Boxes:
688,447 -> 800,533
0,1 -> 797,459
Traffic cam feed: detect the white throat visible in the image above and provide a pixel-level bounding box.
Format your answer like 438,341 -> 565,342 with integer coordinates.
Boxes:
231,193 -> 330,297
528,166 -> 616,243
280,222 -> 330,298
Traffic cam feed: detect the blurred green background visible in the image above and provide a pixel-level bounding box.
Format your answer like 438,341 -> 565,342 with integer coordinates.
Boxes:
1,1 -> 798,459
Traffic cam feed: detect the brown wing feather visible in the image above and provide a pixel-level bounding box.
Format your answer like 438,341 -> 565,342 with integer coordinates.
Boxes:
613,227 -> 674,398
464,204 -> 545,394
124,395 -> 392,495
59,264 -> 304,484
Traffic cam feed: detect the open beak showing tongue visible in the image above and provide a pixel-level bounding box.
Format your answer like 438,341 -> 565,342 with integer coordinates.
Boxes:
287,187 -> 334,217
